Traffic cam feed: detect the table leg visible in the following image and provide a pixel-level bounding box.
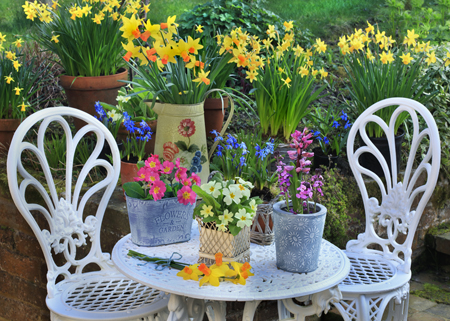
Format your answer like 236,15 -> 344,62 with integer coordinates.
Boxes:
242,300 -> 262,321
280,286 -> 342,321
167,294 -> 206,321
205,301 -> 226,321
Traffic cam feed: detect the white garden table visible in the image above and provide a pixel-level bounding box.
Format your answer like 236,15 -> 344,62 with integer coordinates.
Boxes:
112,220 -> 350,321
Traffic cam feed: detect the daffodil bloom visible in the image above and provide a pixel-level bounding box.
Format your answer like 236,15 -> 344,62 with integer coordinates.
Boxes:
19,102 -> 29,112
51,35 -> 59,43
13,86 -> 23,95
266,25 -> 276,38
283,20 -> 293,31
311,69 -> 318,76
4,75 -> 14,84
299,66 -> 309,77
219,209 -> 234,225
185,36 -> 203,54
227,261 -> 254,285
400,52 -> 413,65
222,186 -> 241,205
379,50 -> 394,64
210,253 -> 231,273
293,44 -> 304,56
200,204 -> 214,218
14,38 -> 23,48
365,21 -> 374,34
142,3 -> 150,13
338,36 -> 347,49
426,51 -> 436,65
236,208 -> 252,228
403,29 -> 419,47
0,32 -> 5,42
196,25 -> 203,33
366,49 -> 375,61
375,29 -> 385,43
193,70 -> 210,86
176,264 -> 203,281
198,263 -> 225,287
315,38 -> 327,53
202,181 -> 222,198
160,15 -> 178,34
5,51 -> 16,60
246,70 -> 257,83
120,15 -> 142,41
445,52 -> 450,67
319,67 -> 328,79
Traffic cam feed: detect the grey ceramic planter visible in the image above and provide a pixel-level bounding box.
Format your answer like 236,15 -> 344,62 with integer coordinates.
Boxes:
125,194 -> 195,246
273,200 -> 327,273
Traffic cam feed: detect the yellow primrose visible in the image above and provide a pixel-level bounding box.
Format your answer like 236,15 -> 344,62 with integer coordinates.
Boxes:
403,29 -> 419,47
176,264 -> 203,281
4,75 -> 14,84
198,263 -> 225,287
219,209 -> 234,225
200,204 -> 214,217
400,52 -> 413,65
193,69 -> 210,86
13,86 -> 23,95
283,20 -> 294,31
120,15 -> 142,41
426,51 -> 436,65
379,50 -> 394,64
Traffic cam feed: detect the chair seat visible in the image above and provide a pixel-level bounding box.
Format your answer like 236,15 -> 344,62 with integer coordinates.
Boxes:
339,252 -> 411,294
46,272 -> 169,320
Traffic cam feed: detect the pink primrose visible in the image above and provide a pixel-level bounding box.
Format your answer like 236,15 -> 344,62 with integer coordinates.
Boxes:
150,180 -> 166,201
145,155 -> 161,170
190,172 -> 201,185
177,185 -> 196,205
162,161 -> 175,175
175,167 -> 188,182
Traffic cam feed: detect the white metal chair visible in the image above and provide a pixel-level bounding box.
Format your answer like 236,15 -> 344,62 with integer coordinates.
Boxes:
7,107 -> 169,321
333,97 -> 441,321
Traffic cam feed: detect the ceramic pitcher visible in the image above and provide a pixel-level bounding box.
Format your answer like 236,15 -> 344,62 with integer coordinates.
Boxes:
145,101 -> 210,184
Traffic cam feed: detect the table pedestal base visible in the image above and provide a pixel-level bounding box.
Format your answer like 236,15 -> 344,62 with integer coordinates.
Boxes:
166,286 -> 341,321
278,286 -> 343,321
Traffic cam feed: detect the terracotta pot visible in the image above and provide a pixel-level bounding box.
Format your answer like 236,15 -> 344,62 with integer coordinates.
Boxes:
117,120 -> 157,157
120,160 -> 139,185
0,119 -> 21,149
204,97 -> 228,138
60,69 -> 128,130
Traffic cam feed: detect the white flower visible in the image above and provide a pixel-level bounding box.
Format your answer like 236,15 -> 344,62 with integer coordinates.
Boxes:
107,110 -> 122,122
249,199 -> 257,212
236,208 -> 252,228
237,177 -> 254,189
117,95 -> 130,103
200,204 -> 214,217
232,183 -> 250,198
201,181 -> 222,198
219,209 -> 234,224
222,186 -> 242,206
217,221 -> 228,232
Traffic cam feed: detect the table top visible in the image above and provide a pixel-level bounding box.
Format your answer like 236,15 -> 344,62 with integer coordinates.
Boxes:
112,220 -> 350,302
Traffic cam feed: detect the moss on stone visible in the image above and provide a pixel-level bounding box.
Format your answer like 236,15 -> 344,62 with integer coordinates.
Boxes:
411,283 -> 450,304
428,221 -> 450,236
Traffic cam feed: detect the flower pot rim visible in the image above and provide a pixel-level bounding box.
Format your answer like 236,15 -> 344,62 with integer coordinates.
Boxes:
143,99 -> 204,107
125,193 -> 177,202
60,67 -> 128,79
273,200 -> 326,218
365,127 -> 405,141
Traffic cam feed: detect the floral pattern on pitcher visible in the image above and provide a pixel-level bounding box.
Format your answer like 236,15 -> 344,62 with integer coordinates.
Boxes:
162,118 -> 207,174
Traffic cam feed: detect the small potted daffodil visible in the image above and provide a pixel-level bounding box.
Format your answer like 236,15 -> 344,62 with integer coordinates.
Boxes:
192,174 -> 262,264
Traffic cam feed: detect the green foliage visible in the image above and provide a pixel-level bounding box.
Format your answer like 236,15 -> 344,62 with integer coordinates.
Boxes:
44,133 -> 66,173
177,0 -> 285,42
411,283 -> 450,304
319,168 -> 360,249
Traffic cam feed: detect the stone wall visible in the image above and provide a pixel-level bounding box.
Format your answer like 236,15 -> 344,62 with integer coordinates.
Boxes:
0,174 -> 448,320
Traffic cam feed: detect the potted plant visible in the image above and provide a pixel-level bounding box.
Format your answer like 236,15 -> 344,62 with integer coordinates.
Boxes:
210,130 -> 279,245
120,15 -> 259,184
339,24 -> 439,176
22,0 -> 133,126
308,105 -> 352,169
192,174 -> 262,265
0,37 -> 51,147
253,22 -> 329,142
122,154 -> 200,246
273,128 -> 326,273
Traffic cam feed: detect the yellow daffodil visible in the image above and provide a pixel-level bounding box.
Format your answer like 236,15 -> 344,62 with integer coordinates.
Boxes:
307,59 -> 313,66
315,38 -> 327,53
176,264 -> 203,281
51,35 -> 59,43
227,262 -> 254,285
120,15 -> 142,41
142,3 -> 150,13
51,0 -> 60,10
311,68 -> 318,76
365,21 -> 374,34
160,15 -> 178,34
193,69 -> 210,86
198,263 -> 225,287
200,204 -> 214,218
122,41 -> 144,62
0,32 -> 5,42
143,20 -> 161,42
13,38 -> 23,48
196,25 -> 203,33
375,29 -> 385,43
319,67 -> 328,79
13,60 -> 21,72
299,66 -> 309,77
338,36 -> 347,49
379,50 -> 394,64
445,52 -> 450,67
13,86 -> 23,95
185,36 -> 203,54
426,51 -> 436,65
246,70 -> 258,83
283,32 -> 294,42
283,21 -> 294,31
5,51 -> 16,60
350,38 -> 363,52
266,25 -> 276,38
4,75 -> 14,84
92,13 -> 104,24
400,52 -> 413,65
293,44 -> 304,56
403,29 -> 419,47
282,77 -> 291,88
19,102 -> 29,112
209,253 -> 231,273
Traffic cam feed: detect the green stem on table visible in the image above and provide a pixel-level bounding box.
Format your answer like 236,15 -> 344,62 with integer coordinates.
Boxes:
127,250 -> 189,270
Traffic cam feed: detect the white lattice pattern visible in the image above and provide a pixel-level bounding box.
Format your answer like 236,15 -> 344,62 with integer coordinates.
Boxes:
333,98 -> 441,321
7,107 -> 169,320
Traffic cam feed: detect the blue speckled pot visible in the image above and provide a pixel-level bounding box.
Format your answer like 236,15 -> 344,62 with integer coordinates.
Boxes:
273,200 -> 327,273
125,194 -> 194,247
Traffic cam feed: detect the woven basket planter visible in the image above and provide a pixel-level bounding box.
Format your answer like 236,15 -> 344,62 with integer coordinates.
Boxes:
196,217 -> 251,265
250,202 -> 275,245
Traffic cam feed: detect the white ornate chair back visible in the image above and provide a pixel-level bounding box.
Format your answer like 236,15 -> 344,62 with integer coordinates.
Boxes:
7,107 -> 121,298
346,97 -> 440,274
